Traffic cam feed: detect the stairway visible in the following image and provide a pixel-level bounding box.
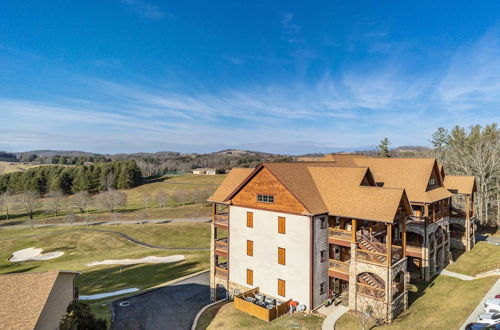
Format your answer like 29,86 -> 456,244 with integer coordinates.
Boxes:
357,231 -> 387,264
358,273 -> 385,289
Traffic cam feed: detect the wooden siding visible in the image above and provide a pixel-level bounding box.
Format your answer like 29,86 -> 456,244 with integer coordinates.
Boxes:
234,288 -> 291,322
231,168 -> 308,214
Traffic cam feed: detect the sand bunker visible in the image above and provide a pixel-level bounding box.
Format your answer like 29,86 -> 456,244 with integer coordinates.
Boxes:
9,248 -> 64,262
79,288 -> 139,300
86,255 -> 184,267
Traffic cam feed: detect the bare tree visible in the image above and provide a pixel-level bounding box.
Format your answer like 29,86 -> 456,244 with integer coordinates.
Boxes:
45,190 -> 65,217
96,189 -> 126,214
105,171 -> 115,191
143,193 -> 151,211
17,191 -> 40,229
0,192 -> 12,221
64,214 -> 80,226
156,190 -> 168,208
72,191 -> 92,225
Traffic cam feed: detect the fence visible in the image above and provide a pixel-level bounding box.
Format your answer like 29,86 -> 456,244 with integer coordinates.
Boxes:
473,263 -> 500,277
233,287 -> 291,322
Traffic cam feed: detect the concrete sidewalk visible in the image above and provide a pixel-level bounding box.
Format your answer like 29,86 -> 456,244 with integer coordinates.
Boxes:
322,305 -> 348,330
459,278 -> 500,330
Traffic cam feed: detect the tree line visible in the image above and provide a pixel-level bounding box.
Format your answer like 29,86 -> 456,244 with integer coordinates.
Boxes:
0,160 -> 143,195
375,123 -> 499,227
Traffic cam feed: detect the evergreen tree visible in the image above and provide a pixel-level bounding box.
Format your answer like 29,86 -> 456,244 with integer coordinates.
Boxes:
377,137 -> 391,157
59,301 -> 106,330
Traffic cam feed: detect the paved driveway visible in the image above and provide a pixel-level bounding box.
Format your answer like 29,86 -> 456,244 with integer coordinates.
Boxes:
111,272 -> 213,330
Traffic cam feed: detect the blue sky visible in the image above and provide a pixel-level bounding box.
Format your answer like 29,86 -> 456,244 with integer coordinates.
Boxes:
0,1 -> 499,154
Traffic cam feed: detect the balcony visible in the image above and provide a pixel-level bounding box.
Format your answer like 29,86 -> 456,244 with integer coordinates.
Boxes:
214,213 -> 229,228
391,246 -> 403,264
356,249 -> 387,266
215,238 -> 229,255
406,242 -> 423,258
328,228 -> 351,246
328,259 -> 350,281
215,262 -> 228,279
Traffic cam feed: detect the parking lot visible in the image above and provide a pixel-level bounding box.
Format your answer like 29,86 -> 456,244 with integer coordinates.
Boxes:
111,272 -> 213,330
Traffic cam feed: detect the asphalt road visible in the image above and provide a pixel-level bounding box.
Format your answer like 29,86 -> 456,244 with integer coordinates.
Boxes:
111,272 -> 217,330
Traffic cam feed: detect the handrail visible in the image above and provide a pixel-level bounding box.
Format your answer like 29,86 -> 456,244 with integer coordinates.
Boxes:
474,263 -> 500,276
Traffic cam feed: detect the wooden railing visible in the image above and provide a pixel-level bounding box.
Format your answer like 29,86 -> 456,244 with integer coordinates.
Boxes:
329,259 -> 350,274
473,263 -> 500,277
328,228 -> 351,241
215,238 -> 228,253
391,246 -> 403,264
214,213 -> 229,226
215,262 -> 228,279
357,283 -> 385,301
356,249 -> 387,265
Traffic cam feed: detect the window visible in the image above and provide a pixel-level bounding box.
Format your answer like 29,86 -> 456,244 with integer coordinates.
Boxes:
247,212 -> 253,228
320,282 -> 326,295
247,240 -> 253,256
319,217 -> 326,229
320,250 -> 326,262
246,269 -> 253,285
278,216 -> 286,234
257,194 -> 274,203
429,178 -> 436,185
278,247 -> 286,265
278,279 -> 286,297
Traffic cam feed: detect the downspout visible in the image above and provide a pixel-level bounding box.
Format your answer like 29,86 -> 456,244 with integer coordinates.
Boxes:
309,215 -> 314,311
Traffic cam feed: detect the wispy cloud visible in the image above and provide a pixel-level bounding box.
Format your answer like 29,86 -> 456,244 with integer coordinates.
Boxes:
119,0 -> 165,20
437,28 -> 500,111
281,12 -> 302,43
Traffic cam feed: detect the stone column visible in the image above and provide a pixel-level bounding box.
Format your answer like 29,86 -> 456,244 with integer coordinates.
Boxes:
348,243 -> 358,312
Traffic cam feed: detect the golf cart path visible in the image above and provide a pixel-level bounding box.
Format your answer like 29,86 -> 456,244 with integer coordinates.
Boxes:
459,278 -> 500,330
0,217 -> 210,229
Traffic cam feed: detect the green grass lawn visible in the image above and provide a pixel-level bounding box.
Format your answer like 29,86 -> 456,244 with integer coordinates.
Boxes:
447,241 -> 500,276
336,276 -> 498,330
0,174 -> 225,226
0,223 -> 210,295
202,302 -> 324,330
0,222 -> 211,328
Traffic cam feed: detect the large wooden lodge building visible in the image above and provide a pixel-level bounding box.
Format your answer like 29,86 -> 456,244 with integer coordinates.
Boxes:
207,154 -> 476,320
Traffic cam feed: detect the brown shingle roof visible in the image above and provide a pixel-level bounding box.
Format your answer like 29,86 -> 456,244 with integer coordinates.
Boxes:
308,167 -> 408,222
345,157 -> 453,203
0,271 -> 78,330
220,162 -> 410,222
444,175 -> 476,195
208,168 -> 254,203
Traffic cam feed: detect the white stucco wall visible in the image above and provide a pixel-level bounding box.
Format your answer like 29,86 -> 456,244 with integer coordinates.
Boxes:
229,206 -> 312,308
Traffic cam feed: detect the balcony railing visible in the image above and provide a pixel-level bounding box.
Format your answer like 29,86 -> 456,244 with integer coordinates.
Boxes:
214,213 -> 229,227
215,262 -> 228,279
356,249 -> 387,265
328,228 -> 351,241
357,283 -> 385,301
329,259 -> 350,274
391,245 -> 403,264
215,238 -> 229,253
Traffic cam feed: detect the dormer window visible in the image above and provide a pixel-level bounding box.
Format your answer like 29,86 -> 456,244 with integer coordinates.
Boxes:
257,194 -> 274,203
429,178 -> 436,186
